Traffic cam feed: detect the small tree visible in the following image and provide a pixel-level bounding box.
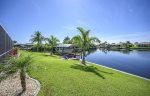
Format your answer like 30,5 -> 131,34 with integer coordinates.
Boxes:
46,35 -> 60,55
30,31 -> 44,52
63,36 -> 72,44
0,55 -> 33,93
72,27 -> 100,65
126,41 -> 133,48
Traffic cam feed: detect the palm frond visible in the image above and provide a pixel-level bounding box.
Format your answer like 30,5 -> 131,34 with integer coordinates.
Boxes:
30,31 -> 44,44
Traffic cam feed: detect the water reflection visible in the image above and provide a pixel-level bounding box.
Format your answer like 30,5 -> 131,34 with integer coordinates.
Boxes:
84,48 -> 150,79
86,48 -> 133,56
86,49 -> 97,56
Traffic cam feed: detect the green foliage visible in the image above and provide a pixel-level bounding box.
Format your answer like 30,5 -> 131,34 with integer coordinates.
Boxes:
30,31 -> 44,45
8,55 -> 33,70
30,44 -> 51,52
63,36 -> 72,44
46,35 -> 60,55
0,54 -> 33,92
0,55 -> 32,75
71,27 -> 100,65
72,27 -> 100,49
119,41 -> 133,48
0,63 -> 4,72
30,31 -> 44,52
46,35 -> 60,47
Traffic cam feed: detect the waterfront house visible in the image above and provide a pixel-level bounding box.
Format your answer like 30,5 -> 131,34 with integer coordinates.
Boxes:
135,42 -> 150,47
55,44 -> 79,54
14,43 -> 33,49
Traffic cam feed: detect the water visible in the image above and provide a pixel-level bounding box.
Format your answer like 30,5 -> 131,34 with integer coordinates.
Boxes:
85,49 -> 150,79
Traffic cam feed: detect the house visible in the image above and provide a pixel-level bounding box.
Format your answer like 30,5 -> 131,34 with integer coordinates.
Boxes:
109,43 -> 120,49
14,43 -> 33,49
135,42 -> 150,47
0,25 -> 13,59
55,44 -> 79,54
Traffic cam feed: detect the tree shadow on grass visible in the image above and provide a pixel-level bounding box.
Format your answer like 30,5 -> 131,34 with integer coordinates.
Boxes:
70,64 -> 113,79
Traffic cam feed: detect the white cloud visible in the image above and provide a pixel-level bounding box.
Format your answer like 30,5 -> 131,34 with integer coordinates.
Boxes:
105,31 -> 150,43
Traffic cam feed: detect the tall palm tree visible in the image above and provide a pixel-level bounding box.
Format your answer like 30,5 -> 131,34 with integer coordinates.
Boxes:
72,27 -> 100,65
43,37 -> 48,52
63,36 -> 71,44
46,35 -> 60,55
30,31 -> 44,51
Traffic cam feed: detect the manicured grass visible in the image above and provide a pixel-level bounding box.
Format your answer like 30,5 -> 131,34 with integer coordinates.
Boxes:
22,51 -> 150,96
130,46 -> 150,49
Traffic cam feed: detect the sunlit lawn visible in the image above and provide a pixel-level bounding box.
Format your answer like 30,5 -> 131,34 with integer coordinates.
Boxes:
22,51 -> 150,96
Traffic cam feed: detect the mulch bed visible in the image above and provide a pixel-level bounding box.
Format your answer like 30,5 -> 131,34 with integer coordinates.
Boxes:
0,72 -> 40,96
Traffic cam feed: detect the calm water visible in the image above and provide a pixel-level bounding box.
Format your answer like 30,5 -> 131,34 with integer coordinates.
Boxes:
85,49 -> 150,79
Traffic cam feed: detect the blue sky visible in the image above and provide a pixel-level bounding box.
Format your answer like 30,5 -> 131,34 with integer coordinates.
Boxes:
0,0 -> 150,43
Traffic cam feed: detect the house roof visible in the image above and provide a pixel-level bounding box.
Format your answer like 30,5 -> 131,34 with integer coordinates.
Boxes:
135,42 -> 150,45
56,44 -> 72,48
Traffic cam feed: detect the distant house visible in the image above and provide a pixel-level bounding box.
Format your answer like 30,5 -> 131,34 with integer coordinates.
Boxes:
109,43 -> 128,49
14,43 -> 33,49
135,42 -> 150,47
0,25 -> 13,58
55,44 -> 79,54
109,43 -> 120,49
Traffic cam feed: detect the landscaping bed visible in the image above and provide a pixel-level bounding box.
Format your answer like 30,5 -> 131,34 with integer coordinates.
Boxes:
0,72 -> 40,96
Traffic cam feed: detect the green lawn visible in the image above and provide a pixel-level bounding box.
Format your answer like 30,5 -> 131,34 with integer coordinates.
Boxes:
22,51 -> 150,96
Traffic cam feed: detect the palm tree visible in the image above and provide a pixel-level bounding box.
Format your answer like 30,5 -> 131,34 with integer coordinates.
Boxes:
103,41 -> 107,47
43,37 -> 48,52
30,31 -> 44,51
72,27 -> 100,65
46,35 -> 60,55
0,55 -> 32,93
63,36 -> 71,44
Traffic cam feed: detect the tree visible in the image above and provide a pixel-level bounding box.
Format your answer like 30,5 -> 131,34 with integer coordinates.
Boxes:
30,31 -> 44,51
125,41 -> 133,48
13,40 -> 17,44
103,41 -> 107,47
72,27 -> 100,65
43,37 -> 48,52
0,55 -> 33,93
46,35 -> 60,55
63,36 -> 72,44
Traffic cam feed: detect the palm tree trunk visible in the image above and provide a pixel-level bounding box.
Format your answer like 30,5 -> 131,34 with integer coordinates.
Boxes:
44,45 -> 46,52
81,49 -> 86,65
37,46 -> 38,52
80,52 -> 82,59
50,47 -> 53,55
37,44 -> 39,52
20,69 -> 26,92
37,42 -> 40,52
